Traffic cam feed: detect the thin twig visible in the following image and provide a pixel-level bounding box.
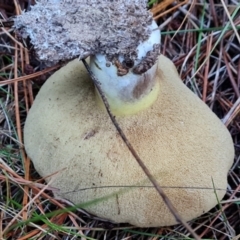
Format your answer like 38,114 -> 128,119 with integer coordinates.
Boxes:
222,96 -> 240,126
220,0 -> 240,45
202,33 -> 212,102
82,59 -> 200,240
0,64 -> 62,86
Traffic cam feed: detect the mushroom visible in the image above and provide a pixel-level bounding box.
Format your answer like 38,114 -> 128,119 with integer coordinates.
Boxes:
16,0 -> 234,227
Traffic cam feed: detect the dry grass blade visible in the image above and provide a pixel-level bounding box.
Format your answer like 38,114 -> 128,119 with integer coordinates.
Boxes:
0,64 -> 62,86
2,178 -> 55,236
151,0 -> 190,20
223,96 -> 240,126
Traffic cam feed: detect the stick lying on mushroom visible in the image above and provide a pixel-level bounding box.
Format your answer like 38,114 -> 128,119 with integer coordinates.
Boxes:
15,0 -> 234,227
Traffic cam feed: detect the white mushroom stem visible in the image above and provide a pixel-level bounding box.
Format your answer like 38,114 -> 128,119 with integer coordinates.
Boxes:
90,21 -> 161,116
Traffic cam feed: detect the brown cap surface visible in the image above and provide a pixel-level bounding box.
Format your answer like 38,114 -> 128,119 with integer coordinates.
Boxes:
24,55 -> 234,227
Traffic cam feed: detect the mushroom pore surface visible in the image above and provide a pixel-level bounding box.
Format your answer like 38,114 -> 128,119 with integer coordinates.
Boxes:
24,55 -> 234,227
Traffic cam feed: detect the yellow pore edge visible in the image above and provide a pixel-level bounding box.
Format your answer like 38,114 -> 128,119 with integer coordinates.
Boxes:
95,79 -> 160,116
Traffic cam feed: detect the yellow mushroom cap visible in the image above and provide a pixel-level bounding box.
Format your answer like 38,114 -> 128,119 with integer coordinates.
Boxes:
24,55 -> 234,227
